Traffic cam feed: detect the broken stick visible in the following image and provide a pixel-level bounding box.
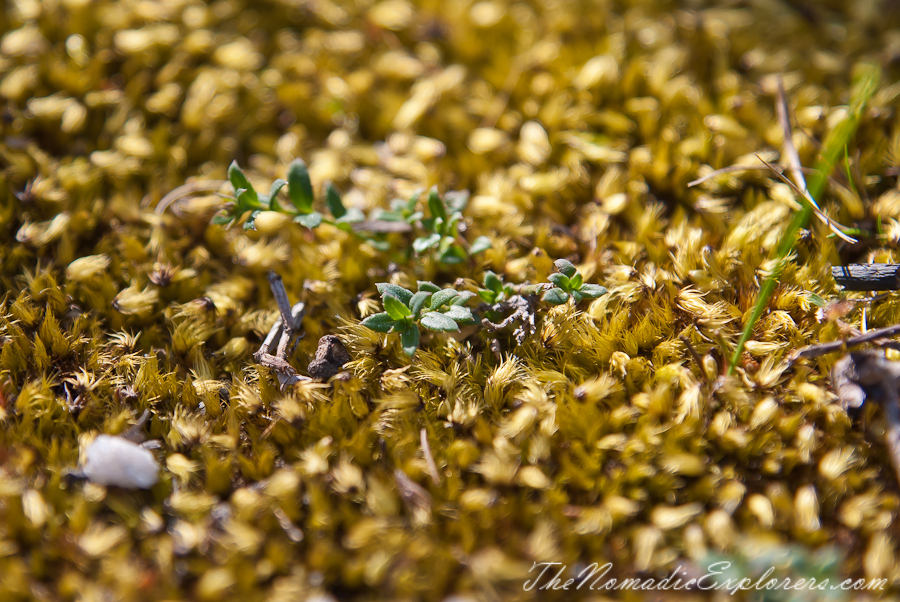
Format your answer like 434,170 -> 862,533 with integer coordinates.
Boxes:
832,264 -> 900,291
254,271 -> 310,389
787,323 -> 900,364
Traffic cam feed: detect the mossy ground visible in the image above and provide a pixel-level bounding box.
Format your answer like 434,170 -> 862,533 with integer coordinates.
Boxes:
2,0 -> 900,600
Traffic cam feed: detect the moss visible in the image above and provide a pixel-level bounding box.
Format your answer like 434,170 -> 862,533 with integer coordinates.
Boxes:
2,0 -> 900,600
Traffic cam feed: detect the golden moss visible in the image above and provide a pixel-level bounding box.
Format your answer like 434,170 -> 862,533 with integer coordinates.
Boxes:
2,0 -> 900,600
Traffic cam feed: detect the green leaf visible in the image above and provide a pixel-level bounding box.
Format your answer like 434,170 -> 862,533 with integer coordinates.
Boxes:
430,288 -> 458,310
548,273 -> 571,291
406,189 -> 422,212
294,211 -> 322,228
376,283 -> 414,305
439,244 -> 467,264
484,271 -> 503,293
437,234 -> 453,254
400,325 -> 420,357
233,187 -> 248,209
364,238 -> 392,252
578,284 -> 607,298
478,289 -> 497,303
409,291 -> 432,318
378,210 -> 405,222
336,207 -> 365,223
420,312 -> 459,332
417,281 -> 441,293
447,213 -> 461,236
444,190 -> 470,213
413,233 -> 441,253
569,272 -> 583,290
288,159 -> 314,213
228,162 -> 259,206
442,304 -> 474,323
361,312 -> 396,333
469,235 -> 492,255
211,213 -> 233,226
383,294 -> 412,320
421,217 -> 437,232
571,291 -> 583,303
407,211 -> 424,223
428,188 -> 447,221
554,259 -> 577,278
267,179 -> 287,211
326,183 -> 346,219
542,287 -> 569,305
451,291 -> 477,305
518,284 -> 546,296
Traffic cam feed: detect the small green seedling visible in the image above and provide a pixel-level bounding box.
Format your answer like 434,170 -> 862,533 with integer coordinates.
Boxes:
360,281 -> 477,356
541,259 -> 607,305
477,271 -> 515,304
393,188 -> 491,265
377,189 -> 425,225
284,159 -> 365,230
213,159 -> 370,235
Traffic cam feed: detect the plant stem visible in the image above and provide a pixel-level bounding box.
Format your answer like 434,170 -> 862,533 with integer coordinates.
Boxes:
728,64 -> 880,374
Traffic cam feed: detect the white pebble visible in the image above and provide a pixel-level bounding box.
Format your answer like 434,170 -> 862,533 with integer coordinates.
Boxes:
83,435 -> 160,489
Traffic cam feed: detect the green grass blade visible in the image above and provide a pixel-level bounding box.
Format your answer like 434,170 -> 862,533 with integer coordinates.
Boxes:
728,64 -> 880,375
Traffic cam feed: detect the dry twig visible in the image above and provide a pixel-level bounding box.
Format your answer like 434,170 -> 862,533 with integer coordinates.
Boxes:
756,154 -> 857,243
775,78 -> 807,195
687,164 -> 822,187
481,295 -> 538,345
787,323 -> 900,364
253,271 -> 310,389
689,78 -> 856,244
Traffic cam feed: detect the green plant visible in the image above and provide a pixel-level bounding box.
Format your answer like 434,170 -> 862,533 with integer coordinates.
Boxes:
214,164 -> 493,261
477,270 -> 515,304
540,259 -> 607,305
360,282 -> 476,356
728,64 -> 879,374
213,159 -> 381,238
376,189 -> 425,225
383,188 -> 491,264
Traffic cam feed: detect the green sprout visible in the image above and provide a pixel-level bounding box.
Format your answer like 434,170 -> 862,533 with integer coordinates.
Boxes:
477,270 -> 515,304
376,189 -> 425,225
213,159 -> 369,235
384,188 -> 491,265
360,282 -> 477,356
475,262 -> 606,345
540,259 -> 607,305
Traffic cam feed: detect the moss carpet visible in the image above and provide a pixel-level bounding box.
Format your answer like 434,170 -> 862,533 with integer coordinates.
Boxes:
2,0 -> 900,600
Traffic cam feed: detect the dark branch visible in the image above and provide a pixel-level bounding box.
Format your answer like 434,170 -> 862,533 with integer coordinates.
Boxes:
832,264 -> 900,291
787,323 -> 900,364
